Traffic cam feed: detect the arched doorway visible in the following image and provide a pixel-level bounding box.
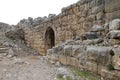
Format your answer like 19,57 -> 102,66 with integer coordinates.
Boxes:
45,27 -> 55,53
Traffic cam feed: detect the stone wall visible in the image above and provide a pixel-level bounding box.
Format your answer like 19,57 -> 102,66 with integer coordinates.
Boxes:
18,0 -> 120,55
16,0 -> 120,79
47,18 -> 120,79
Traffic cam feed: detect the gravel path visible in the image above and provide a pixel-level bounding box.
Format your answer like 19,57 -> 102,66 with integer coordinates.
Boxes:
0,56 -> 57,80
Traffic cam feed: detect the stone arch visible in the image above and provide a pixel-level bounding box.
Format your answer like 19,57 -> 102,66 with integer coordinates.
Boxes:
44,27 -> 55,53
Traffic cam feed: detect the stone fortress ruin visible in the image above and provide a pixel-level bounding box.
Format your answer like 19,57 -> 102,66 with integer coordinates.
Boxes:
1,0 -> 120,79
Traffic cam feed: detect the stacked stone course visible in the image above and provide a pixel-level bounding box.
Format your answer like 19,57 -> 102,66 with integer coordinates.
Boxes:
17,0 -> 120,79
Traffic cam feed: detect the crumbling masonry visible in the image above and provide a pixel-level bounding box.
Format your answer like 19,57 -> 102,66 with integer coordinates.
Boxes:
18,0 -> 120,79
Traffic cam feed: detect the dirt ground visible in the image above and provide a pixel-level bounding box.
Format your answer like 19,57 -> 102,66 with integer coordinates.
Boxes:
0,55 -> 57,80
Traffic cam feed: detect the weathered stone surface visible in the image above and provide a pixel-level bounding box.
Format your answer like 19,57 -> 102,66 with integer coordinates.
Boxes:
105,0 -> 120,13
101,69 -> 120,80
106,10 -> 120,22
109,19 -> 120,30
85,61 -> 98,73
112,46 -> 120,70
66,56 -> 71,65
96,12 -> 104,20
59,55 -> 67,65
106,30 -> 120,39
85,32 -> 99,39
71,57 -> 79,67
108,39 -> 120,45
14,0 -> 120,79
72,45 -> 85,58
86,15 -> 96,22
87,46 -> 111,65
91,25 -> 104,32
64,45 -> 72,56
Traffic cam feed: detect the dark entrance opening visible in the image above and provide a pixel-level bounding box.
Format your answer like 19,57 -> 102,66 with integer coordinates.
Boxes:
45,27 -> 55,53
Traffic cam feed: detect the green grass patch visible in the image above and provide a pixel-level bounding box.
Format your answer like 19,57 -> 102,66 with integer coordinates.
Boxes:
71,68 -> 100,80
57,75 -> 72,80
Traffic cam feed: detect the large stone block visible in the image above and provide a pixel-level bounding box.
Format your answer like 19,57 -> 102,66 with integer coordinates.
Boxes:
47,49 -> 53,55
59,55 -> 67,65
109,19 -> 120,30
105,0 -> 120,13
72,45 -> 86,58
87,46 -> 112,65
70,57 -> 79,67
106,30 -> 120,39
91,4 -> 104,14
101,69 -> 120,80
106,10 -> 120,22
64,45 -> 72,56
66,56 -> 72,65
86,15 -> 96,22
91,25 -> 104,32
112,46 -> 120,70
85,32 -> 100,39
108,39 -> 120,45
96,12 -> 104,20
85,61 -> 98,73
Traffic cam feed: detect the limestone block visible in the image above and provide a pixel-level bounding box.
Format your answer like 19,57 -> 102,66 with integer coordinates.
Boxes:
97,65 -> 106,75
105,0 -> 120,13
47,49 -> 53,55
85,61 -> 98,73
64,45 -> 72,56
108,39 -> 120,45
67,9 -> 73,15
106,10 -> 120,22
83,39 -> 103,45
71,57 -> 79,67
81,10 -> 87,17
86,15 -> 96,22
66,56 -> 71,65
87,46 -> 111,65
78,17 -> 85,23
101,69 -> 120,80
106,30 -> 120,39
109,19 -> 120,30
95,0 -> 105,6
85,32 -> 99,39
96,12 -> 104,20
83,22 -> 92,32
73,6 -> 79,14
50,54 -> 59,61
91,25 -> 104,32
52,47 -> 58,54
72,45 -> 86,58
76,12 -> 81,18
59,55 -> 67,65
64,40 -> 75,45
112,46 -> 120,70
91,4 -> 104,14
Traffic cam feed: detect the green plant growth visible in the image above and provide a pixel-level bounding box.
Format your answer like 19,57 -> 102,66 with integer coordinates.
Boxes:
57,74 -> 72,80
66,76 -> 72,80
57,76 -> 72,80
58,77 -> 64,80
71,68 -> 100,80
107,64 -> 115,71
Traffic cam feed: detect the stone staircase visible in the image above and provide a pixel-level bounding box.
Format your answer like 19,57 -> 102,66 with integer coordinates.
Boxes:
0,43 -> 8,56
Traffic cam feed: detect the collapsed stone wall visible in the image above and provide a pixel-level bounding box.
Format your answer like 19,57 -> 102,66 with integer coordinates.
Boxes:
18,0 -> 120,55
16,0 -> 120,79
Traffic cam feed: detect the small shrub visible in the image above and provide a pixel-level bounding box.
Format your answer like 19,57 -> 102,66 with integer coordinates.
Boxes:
66,76 -> 72,80
107,64 -> 115,71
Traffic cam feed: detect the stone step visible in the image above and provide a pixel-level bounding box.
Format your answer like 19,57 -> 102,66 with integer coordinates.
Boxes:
0,46 -> 6,48
0,46 -> 8,53
0,47 -> 8,50
0,51 -> 8,53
